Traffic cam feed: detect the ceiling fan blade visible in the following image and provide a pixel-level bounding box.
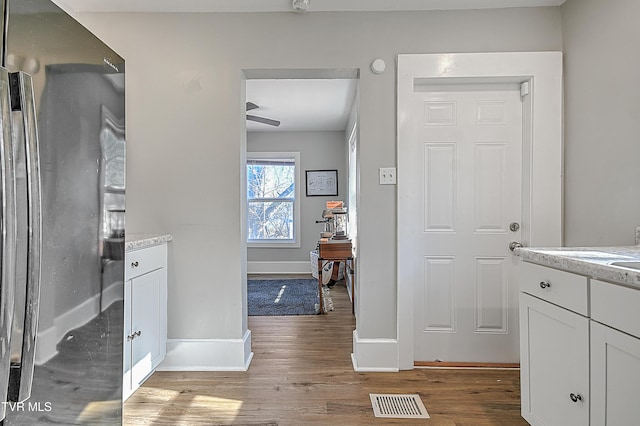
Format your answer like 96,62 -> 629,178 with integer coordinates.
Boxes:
246,114 -> 281,127
246,102 -> 259,111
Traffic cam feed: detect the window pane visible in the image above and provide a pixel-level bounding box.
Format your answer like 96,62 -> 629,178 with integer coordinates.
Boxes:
247,163 -> 295,199
248,201 -> 293,240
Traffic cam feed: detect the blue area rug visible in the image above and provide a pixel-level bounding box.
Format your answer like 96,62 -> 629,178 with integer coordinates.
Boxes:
248,278 -> 319,316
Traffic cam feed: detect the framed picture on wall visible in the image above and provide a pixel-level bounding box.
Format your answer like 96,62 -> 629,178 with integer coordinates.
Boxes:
306,170 -> 338,196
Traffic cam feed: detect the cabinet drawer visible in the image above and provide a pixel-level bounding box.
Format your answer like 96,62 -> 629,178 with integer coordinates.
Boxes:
125,244 -> 167,281
319,242 -> 352,259
592,279 -> 640,339
520,261 -> 588,316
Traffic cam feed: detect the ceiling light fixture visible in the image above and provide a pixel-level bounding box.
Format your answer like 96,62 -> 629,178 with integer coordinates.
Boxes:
292,0 -> 310,12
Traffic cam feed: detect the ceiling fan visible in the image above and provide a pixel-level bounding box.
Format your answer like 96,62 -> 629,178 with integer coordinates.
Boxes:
246,102 -> 281,127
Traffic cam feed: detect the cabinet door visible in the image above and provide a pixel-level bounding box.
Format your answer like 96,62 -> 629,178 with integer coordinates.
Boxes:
591,321 -> 640,425
131,268 -> 163,387
520,293 -> 589,426
123,279 -> 133,399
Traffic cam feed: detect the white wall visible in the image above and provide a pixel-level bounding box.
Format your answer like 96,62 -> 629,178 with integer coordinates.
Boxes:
75,8 -> 562,365
562,0 -> 640,246
247,131 -> 347,263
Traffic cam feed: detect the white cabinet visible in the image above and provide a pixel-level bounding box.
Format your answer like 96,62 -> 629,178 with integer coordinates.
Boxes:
519,293 -> 589,426
590,321 -> 640,425
123,243 -> 168,400
519,262 -> 590,426
520,261 -> 640,425
590,279 -> 640,425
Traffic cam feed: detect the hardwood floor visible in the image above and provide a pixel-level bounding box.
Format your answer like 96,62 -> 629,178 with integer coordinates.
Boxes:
124,277 -> 527,425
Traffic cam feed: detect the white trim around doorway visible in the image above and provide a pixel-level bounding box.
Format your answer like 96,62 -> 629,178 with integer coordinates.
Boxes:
397,52 -> 563,370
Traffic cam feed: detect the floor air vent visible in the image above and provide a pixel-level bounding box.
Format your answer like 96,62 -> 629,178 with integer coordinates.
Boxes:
369,394 -> 430,419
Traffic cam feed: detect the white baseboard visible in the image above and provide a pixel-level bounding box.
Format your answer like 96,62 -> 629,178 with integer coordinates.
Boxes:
351,329 -> 399,372
35,324 -> 60,365
247,261 -> 312,275
101,280 -> 124,312
35,280 -> 124,365
158,329 -> 253,371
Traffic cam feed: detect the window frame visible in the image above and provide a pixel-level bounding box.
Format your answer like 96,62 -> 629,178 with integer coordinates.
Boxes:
246,151 -> 301,248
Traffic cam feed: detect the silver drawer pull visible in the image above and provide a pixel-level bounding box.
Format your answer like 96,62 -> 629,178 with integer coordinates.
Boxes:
539,281 -> 551,289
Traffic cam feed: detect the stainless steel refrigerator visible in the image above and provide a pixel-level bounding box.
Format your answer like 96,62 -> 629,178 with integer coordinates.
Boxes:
0,0 -> 125,423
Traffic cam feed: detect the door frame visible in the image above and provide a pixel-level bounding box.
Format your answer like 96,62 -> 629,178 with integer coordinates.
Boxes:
241,68 -> 360,365
397,52 -> 563,369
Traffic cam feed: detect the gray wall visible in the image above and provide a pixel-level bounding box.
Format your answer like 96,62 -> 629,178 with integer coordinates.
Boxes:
75,8 -> 562,343
247,131 -> 347,262
562,0 -> 640,246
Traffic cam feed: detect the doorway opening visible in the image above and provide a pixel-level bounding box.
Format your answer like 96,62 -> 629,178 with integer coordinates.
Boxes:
241,68 -> 359,323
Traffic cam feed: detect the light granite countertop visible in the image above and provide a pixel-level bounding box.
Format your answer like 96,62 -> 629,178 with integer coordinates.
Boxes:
125,233 -> 173,252
515,245 -> 640,289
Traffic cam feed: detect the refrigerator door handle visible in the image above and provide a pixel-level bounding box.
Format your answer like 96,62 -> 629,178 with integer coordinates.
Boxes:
0,67 -> 16,422
7,72 -> 41,403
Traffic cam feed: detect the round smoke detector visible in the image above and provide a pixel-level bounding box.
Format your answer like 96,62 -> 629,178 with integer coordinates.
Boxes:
292,0 -> 310,12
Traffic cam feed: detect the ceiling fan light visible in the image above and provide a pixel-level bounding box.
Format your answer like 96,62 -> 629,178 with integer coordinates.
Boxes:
292,0 -> 310,12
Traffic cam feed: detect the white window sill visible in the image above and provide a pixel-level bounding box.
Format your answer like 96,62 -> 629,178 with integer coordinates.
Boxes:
248,240 -> 300,249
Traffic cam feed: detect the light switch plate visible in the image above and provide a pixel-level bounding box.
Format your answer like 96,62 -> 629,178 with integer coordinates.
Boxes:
379,167 -> 397,185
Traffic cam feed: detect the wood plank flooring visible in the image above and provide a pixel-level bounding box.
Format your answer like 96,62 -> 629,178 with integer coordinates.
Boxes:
124,277 -> 527,425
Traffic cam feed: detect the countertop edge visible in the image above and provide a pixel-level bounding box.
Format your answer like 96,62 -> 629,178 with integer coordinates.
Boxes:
515,246 -> 640,289
125,234 -> 173,252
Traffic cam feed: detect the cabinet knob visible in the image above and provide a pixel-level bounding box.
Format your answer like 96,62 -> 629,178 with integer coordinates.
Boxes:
131,261 -> 139,268
570,393 -> 582,403
126,330 -> 142,341
539,281 -> 551,289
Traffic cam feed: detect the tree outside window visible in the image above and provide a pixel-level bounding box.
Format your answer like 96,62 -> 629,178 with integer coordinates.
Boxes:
247,153 -> 300,246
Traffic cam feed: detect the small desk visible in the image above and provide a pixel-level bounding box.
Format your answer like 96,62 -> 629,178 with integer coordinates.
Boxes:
317,241 -> 355,314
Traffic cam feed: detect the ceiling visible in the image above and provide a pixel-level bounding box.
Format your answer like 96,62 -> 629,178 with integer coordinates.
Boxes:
246,79 -> 357,133
53,0 -> 566,133
56,0 -> 566,13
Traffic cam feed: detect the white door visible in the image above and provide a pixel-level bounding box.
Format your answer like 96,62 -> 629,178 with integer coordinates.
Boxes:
397,52 -> 563,370
408,87 -> 523,362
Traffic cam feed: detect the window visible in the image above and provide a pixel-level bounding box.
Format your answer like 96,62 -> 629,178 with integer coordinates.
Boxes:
246,152 -> 300,247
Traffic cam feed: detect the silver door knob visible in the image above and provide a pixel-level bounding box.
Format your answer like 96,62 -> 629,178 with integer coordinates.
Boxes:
509,241 -> 523,251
